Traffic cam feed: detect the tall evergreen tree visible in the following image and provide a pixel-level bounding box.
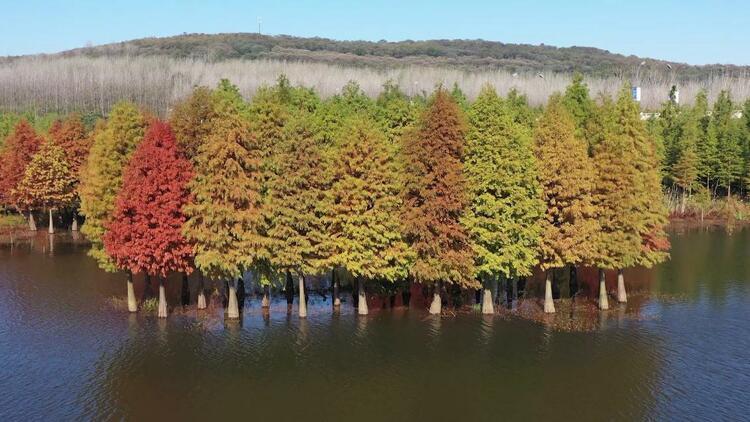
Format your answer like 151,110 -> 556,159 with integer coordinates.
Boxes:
321,116 -> 411,315
672,112 -> 701,213
79,101 -> 146,272
169,86 -> 217,161
182,80 -> 264,319
401,88 -> 476,315
710,91 -> 743,196
534,97 -> 599,313
693,90 -> 717,190
13,140 -> 77,234
49,113 -> 92,230
590,89 -> 642,308
265,112 -> 329,318
0,120 -> 42,229
562,73 -> 595,138
104,121 -> 194,317
463,86 -> 544,314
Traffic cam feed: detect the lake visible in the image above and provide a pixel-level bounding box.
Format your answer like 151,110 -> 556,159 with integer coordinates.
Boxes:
1,227 -> 749,421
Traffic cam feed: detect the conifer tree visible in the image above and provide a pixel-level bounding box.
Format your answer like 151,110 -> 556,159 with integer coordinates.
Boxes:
626,92 -> 671,275
375,81 -> 422,148
49,113 -> 92,230
604,88 -> 670,303
463,86 -> 544,314
79,101 -> 146,272
710,91 -> 743,196
534,97 -> 599,313
265,112 -> 329,318
321,116 -> 411,315
49,114 -> 90,177
693,91 -> 717,189
169,86 -> 217,161
590,89 -> 642,308
401,88 -> 476,315
182,81 -> 264,319
14,140 -> 76,234
0,120 -> 43,229
104,121 -> 194,317
562,73 -> 595,138
672,115 -> 701,213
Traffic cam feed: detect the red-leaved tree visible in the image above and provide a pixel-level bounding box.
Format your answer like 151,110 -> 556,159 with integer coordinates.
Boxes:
103,120 -> 194,317
0,120 -> 43,228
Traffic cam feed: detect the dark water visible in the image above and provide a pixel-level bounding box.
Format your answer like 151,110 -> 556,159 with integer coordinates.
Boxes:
1,228 -> 749,421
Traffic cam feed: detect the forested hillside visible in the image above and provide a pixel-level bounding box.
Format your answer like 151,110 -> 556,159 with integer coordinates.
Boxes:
54,33 -> 747,80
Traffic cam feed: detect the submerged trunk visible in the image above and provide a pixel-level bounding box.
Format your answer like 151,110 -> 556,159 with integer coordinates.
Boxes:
357,277 -> 368,315
616,269 -> 627,303
402,279 -> 412,308
569,265 -> 579,298
598,269 -> 609,310
429,281 -> 442,315
261,284 -> 270,308
226,279 -> 240,319
126,271 -> 137,313
48,209 -> 54,234
332,270 -> 341,307
197,273 -> 207,310
237,278 -> 246,310
298,274 -> 307,318
181,273 -> 190,307
144,275 -> 153,300
28,212 -> 37,231
285,271 -> 294,306
544,270 -> 555,313
481,281 -> 494,315
157,277 -> 168,318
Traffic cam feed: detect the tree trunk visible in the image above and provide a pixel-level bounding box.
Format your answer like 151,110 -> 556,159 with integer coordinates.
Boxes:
28,212 -> 37,231
71,212 -> 78,231
48,208 -> 54,234
332,270 -> 341,307
298,274 -> 307,318
126,271 -> 137,312
569,265 -> 578,298
402,280 -> 411,308
237,278 -> 246,310
261,284 -> 270,308
616,269 -> 627,303
598,269 -> 609,310
429,281 -> 442,315
181,273 -> 190,306
157,277 -> 168,318
544,270 -> 555,313
226,279 -> 240,319
481,280 -> 494,315
197,273 -> 206,310
357,277 -> 368,315
144,274 -> 153,300
285,271 -> 294,306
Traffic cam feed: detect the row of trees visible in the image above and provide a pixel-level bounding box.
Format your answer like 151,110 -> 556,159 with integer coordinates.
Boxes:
649,88 -> 750,206
0,75 -> 670,318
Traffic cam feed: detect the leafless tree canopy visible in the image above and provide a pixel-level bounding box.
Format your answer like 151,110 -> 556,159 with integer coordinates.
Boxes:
1,56 -> 749,115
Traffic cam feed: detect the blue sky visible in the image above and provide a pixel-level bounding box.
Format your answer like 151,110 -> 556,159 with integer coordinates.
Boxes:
1,0 -> 747,65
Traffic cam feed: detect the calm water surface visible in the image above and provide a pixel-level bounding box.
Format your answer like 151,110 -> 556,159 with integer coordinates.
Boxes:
1,228 -> 749,421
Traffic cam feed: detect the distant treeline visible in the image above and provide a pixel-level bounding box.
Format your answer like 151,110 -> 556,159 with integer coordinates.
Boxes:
53,33 -> 750,81
2,55 -> 750,116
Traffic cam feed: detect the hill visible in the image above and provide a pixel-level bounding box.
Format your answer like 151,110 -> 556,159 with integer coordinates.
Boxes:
56,33 -> 747,81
